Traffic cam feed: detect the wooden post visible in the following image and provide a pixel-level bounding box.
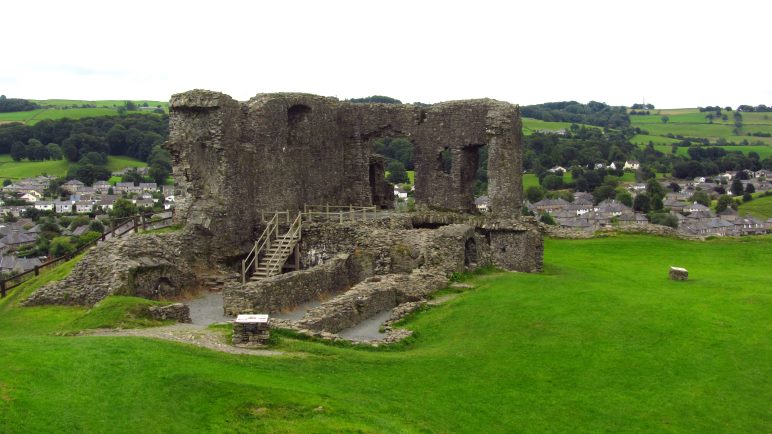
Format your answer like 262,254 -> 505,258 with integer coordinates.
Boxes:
326,203 -> 329,217
141,214 -> 146,231
294,243 -> 300,270
261,210 -> 265,223
133,216 -> 139,233
339,212 -> 343,224
1,280 -> 6,298
241,260 -> 246,285
111,220 -> 116,237
34,265 -> 39,276
287,210 -> 290,224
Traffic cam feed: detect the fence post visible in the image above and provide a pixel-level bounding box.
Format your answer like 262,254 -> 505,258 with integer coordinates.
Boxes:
1,280 -> 6,298
339,212 -> 343,224
287,210 -> 290,224
133,216 -> 139,233
141,214 -> 146,231
111,220 -> 116,237
241,260 -> 246,285
34,265 -> 39,276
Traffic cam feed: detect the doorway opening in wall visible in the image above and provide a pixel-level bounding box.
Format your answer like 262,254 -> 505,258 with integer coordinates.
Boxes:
470,145 -> 489,213
372,136 -> 415,211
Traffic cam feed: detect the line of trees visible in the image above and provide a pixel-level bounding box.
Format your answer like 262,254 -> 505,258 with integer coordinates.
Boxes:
0,95 -> 39,112
522,101 -> 630,128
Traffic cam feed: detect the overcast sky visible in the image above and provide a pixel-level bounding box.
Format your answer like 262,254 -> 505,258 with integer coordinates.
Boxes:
3,0 -> 770,108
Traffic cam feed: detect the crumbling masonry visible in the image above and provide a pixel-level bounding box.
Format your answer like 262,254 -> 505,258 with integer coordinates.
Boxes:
25,89 -> 544,342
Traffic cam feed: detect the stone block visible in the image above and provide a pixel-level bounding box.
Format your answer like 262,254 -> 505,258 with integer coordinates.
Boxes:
669,267 -> 688,281
148,303 -> 191,323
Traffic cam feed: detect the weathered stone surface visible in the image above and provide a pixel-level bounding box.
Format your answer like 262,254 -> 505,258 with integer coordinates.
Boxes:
669,267 -> 688,281
23,234 -> 197,306
148,303 -> 191,323
167,90 -> 525,260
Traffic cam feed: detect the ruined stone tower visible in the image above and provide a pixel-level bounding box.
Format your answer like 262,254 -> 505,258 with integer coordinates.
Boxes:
167,90 -> 524,259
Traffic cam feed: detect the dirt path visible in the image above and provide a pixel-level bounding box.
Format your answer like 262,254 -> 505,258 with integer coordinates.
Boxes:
86,323 -> 282,356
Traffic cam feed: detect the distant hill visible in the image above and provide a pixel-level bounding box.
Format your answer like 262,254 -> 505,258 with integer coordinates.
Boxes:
0,99 -> 168,126
629,107 -> 772,158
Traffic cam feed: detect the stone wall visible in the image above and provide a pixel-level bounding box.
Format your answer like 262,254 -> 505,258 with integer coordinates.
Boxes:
222,254 -> 361,315
23,233 -> 197,307
295,269 -> 448,333
167,90 -> 524,260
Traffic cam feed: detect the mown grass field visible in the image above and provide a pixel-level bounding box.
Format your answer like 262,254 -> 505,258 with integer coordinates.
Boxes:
2,235 -> 768,432
738,194 -> 772,219
0,100 -> 169,126
0,154 -> 146,180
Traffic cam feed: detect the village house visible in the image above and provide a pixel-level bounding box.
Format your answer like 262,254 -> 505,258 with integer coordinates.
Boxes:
547,166 -> 566,174
0,255 -> 42,274
34,201 -> 54,212
623,160 -> 640,170
20,193 -> 39,203
54,200 -> 74,214
138,182 -> 158,192
75,201 -> 93,214
532,198 -> 570,214
61,179 -> 85,194
474,195 -> 490,213
733,217 -> 766,236
0,230 -> 37,252
93,181 -> 111,193
683,202 -> 711,214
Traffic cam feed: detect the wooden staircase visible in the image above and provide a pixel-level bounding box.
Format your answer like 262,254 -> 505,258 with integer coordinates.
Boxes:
241,212 -> 302,283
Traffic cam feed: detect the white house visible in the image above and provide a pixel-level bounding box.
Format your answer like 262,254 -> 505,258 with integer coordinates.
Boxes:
54,200 -> 74,214
684,202 -> 710,214
693,176 -> 706,183
474,195 -> 490,213
608,162 -> 617,170
34,201 -> 54,211
394,186 -> 408,200
547,166 -> 566,174
20,193 -> 38,203
75,201 -> 93,214
624,160 -> 640,170
718,172 -> 733,181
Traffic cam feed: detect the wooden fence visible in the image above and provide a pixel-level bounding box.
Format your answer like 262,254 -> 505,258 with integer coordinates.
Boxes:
0,214 -> 173,298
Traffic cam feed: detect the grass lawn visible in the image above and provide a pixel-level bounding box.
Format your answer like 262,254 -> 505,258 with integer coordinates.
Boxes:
523,172 -> 574,190
738,194 -> 772,219
0,154 -> 147,180
2,235 -> 768,432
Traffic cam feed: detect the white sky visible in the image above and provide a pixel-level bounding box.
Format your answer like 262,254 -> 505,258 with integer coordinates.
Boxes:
3,0 -> 770,108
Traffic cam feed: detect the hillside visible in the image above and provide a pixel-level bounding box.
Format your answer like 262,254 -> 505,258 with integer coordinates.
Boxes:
0,154 -> 146,180
0,99 -> 169,126
630,108 -> 772,157
0,235 -> 769,432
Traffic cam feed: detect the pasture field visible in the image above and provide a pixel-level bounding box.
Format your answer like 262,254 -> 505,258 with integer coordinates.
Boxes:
738,194 -> 772,219
30,99 -> 169,109
630,134 -> 680,145
522,118 -> 576,135
0,235 -> 769,432
633,143 -> 772,159
0,154 -> 146,180
0,108 -> 165,126
630,108 -> 772,150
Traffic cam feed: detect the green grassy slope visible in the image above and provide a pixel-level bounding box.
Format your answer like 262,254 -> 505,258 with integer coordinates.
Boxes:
630,108 -> 772,156
738,194 -> 772,219
0,100 -> 169,125
0,154 -> 147,180
0,235 -> 769,432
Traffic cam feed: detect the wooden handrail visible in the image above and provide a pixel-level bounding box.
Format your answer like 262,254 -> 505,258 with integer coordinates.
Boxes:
241,213 -> 280,284
263,212 -> 302,277
0,215 -> 174,298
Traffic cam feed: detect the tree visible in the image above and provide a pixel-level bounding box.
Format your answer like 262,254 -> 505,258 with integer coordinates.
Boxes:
689,191 -> 711,207
745,183 -> 755,194
111,198 -> 138,219
645,178 -> 665,198
668,182 -> 681,192
539,213 -> 556,225
615,191 -> 633,207
661,115 -> 670,124
592,184 -> 616,204
525,186 -> 545,203
26,138 -> 49,161
61,141 -> 79,162
649,212 -> 678,228
633,193 -> 650,213
47,143 -> 63,160
49,236 -> 75,257
716,195 -> 733,212
125,100 -> 137,111
541,174 -> 564,190
386,160 -> 408,184
10,141 -> 25,161
730,178 -> 744,196
743,192 -> 753,202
